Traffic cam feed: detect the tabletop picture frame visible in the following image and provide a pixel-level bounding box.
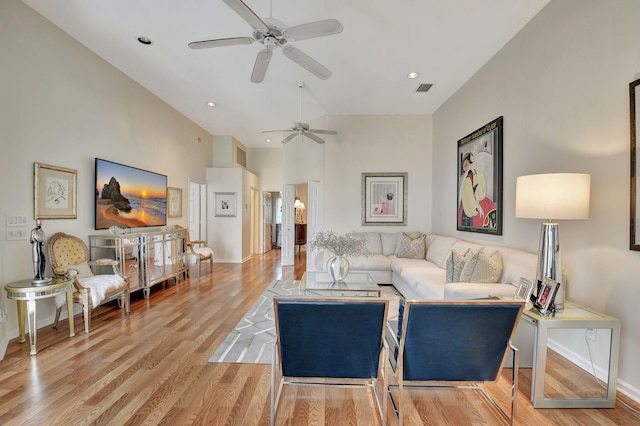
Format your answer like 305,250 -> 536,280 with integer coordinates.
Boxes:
514,277 -> 534,302
534,277 -> 560,316
34,162 -> 77,219
167,186 -> 182,218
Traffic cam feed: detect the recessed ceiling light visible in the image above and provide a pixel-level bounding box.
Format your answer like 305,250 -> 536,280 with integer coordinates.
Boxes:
137,36 -> 154,46
407,72 -> 419,79
265,138 -> 271,142
206,101 -> 216,107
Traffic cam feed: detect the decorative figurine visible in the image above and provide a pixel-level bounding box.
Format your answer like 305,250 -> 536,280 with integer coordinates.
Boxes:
30,220 -> 51,284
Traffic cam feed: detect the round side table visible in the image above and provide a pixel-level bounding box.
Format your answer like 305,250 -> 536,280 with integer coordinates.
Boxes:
4,277 -> 75,355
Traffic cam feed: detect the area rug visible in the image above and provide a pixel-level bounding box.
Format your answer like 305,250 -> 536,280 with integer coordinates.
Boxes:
208,280 -> 403,364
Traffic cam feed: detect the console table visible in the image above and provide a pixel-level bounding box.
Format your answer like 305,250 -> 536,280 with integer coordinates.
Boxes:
521,301 -> 620,408
4,277 -> 75,355
89,228 -> 187,298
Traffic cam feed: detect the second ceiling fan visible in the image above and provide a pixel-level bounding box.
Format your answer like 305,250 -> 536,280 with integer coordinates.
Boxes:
263,82 -> 337,144
188,0 -> 343,83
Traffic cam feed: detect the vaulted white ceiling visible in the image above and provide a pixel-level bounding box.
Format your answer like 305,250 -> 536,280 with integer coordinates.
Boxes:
22,0 -> 549,148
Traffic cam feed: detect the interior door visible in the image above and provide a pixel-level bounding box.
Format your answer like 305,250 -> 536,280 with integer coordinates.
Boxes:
306,181 -> 322,271
281,184 -> 295,266
188,181 -> 201,241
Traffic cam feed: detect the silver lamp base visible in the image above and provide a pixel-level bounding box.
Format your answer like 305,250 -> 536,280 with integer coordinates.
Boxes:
536,222 -> 564,310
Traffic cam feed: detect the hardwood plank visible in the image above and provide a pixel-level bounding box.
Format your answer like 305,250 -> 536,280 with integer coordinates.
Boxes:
1,250 -> 639,425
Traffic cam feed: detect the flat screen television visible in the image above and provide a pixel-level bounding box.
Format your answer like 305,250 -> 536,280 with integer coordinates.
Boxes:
95,158 -> 167,230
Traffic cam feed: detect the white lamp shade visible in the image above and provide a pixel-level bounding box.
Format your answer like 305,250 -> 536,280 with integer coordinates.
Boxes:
515,173 -> 591,220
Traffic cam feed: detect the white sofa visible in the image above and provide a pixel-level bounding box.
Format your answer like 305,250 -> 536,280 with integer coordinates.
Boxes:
314,232 -> 538,300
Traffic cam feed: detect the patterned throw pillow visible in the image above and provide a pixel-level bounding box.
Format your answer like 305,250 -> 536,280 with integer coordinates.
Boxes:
445,249 -> 472,283
459,250 -> 503,283
396,232 -> 426,259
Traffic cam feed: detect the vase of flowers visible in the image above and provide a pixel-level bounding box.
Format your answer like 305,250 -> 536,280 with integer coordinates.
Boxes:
306,231 -> 368,281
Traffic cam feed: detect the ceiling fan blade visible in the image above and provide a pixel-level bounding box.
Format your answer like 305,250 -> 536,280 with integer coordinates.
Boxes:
284,19 -> 343,41
308,129 -> 338,135
251,45 -> 274,83
188,37 -> 254,49
282,45 -> 331,80
222,0 -> 269,31
305,132 -> 326,144
262,129 -> 294,133
281,133 -> 299,144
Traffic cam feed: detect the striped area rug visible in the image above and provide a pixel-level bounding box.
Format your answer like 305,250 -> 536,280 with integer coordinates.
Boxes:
208,279 -> 402,364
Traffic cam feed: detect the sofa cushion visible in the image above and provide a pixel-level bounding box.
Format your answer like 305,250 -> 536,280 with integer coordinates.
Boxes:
348,254 -> 392,271
380,233 -> 399,256
348,232 -> 382,255
396,232 -> 426,259
445,249 -> 472,283
425,235 -> 457,269
459,250 -> 503,283
444,282 -> 517,300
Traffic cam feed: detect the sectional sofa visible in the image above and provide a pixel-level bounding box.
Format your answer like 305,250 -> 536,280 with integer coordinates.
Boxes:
313,231 -> 539,301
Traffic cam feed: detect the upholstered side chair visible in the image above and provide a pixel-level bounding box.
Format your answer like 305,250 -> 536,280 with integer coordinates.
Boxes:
182,229 -> 213,275
271,297 -> 389,426
388,299 -> 525,425
48,232 -> 130,333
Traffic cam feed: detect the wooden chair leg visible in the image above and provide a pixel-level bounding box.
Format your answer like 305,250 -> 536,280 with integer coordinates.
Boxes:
83,303 -> 91,334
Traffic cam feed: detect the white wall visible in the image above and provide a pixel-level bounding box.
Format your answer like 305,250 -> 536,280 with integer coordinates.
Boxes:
432,0 -> 640,400
247,148 -> 283,192
206,167 -> 259,262
0,0 -> 213,352
283,115 -> 433,235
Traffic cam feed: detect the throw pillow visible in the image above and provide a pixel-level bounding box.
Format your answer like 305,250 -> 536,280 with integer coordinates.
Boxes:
445,249 -> 472,283
67,261 -> 94,279
459,250 -> 503,283
396,232 -> 426,259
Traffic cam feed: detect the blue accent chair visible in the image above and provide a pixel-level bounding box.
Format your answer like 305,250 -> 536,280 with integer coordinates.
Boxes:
389,300 -> 525,425
271,297 -> 390,426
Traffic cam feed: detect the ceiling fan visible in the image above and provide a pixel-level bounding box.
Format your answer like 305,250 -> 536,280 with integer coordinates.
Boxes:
263,82 -> 337,144
188,0 -> 343,83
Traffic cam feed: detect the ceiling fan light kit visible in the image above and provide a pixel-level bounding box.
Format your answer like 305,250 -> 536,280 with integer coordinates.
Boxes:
188,0 -> 342,83
262,82 -> 337,144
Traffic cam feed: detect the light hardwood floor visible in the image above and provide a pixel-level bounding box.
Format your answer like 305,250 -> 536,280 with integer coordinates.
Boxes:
1,250 -> 639,425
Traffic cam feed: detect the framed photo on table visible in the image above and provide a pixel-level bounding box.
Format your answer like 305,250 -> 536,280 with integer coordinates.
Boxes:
34,162 -> 77,219
456,117 -> 503,235
362,172 -> 407,226
514,277 -> 534,302
534,277 -> 560,315
214,192 -> 237,217
167,186 -> 182,218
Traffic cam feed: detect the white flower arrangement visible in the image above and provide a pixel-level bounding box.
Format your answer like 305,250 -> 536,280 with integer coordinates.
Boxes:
306,231 -> 369,257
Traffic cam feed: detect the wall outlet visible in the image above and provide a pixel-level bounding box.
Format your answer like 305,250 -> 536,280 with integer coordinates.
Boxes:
6,229 -> 29,240
586,328 -> 597,341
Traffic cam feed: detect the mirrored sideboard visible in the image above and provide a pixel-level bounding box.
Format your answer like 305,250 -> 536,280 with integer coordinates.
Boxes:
89,228 -> 187,298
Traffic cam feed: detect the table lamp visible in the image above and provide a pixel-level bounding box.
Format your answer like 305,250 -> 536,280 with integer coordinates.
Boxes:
515,173 -> 591,310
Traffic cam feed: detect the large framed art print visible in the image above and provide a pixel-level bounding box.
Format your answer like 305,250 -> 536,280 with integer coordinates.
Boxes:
362,172 -> 407,226
457,117 -> 503,235
630,78 -> 640,250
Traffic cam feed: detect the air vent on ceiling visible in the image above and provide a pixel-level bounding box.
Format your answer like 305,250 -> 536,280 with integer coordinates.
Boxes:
416,83 -> 433,93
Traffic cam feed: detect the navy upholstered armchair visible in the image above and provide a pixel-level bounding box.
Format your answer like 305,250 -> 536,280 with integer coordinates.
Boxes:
271,297 -> 390,426
389,300 -> 525,425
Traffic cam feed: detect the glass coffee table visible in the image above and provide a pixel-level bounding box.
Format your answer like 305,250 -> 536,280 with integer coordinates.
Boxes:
300,271 -> 381,297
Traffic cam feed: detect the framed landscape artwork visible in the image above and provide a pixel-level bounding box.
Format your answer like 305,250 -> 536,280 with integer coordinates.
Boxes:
456,116 -> 503,235
362,172 -> 407,226
215,192 -> 237,217
167,186 -> 182,218
34,162 -> 77,219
